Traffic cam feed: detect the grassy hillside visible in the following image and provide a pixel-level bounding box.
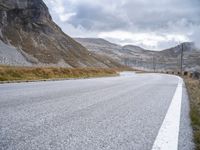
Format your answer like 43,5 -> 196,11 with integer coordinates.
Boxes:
185,78 -> 200,150
0,66 -> 123,82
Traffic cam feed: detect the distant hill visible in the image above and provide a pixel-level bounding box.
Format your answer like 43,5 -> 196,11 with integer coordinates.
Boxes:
0,0 -> 123,68
75,38 -> 200,72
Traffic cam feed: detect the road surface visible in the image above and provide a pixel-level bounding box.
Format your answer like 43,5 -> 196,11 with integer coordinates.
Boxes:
0,73 -> 194,150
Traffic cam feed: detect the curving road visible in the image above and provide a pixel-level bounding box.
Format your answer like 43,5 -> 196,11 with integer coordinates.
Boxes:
0,73 -> 194,150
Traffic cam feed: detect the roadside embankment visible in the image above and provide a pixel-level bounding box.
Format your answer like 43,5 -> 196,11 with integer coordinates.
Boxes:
0,65 -> 135,83
0,66 -> 118,82
184,77 -> 200,150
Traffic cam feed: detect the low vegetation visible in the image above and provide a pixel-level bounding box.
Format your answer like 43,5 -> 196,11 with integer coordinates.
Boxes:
0,65 -> 128,82
185,78 -> 200,150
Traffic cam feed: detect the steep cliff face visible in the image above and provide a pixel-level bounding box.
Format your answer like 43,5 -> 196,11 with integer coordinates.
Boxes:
0,0 -> 118,67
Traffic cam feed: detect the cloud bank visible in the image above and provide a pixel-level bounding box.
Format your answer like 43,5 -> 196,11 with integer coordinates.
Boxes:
44,0 -> 200,50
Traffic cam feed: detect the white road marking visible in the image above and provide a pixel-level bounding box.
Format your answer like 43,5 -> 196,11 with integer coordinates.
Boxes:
152,77 -> 183,150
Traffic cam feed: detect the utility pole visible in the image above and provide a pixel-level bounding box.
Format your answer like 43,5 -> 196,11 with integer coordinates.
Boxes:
124,58 -> 128,67
180,43 -> 184,76
153,55 -> 156,73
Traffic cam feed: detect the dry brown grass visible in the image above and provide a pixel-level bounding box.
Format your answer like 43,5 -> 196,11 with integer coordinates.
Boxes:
185,77 -> 200,150
0,65 -> 124,82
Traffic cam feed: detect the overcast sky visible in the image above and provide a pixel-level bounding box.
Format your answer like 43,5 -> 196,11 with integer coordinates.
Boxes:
43,0 -> 200,50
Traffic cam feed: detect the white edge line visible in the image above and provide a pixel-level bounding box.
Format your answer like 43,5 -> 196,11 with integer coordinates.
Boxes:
151,77 -> 183,150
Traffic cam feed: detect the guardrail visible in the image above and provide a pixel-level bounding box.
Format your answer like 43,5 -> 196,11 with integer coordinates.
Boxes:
162,70 -> 200,80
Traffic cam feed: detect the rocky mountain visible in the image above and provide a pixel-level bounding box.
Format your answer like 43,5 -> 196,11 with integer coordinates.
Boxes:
75,38 -> 123,62
158,42 -> 200,71
75,38 -> 200,72
0,0 -> 123,68
0,0 -> 198,71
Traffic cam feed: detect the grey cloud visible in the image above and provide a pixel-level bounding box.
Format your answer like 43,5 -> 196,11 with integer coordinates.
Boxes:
67,3 -> 130,31
189,26 -> 200,49
44,0 -> 200,49
66,0 -> 200,32
123,0 -> 200,29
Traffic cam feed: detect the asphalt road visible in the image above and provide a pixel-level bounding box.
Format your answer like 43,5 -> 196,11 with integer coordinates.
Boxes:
0,73 -> 194,150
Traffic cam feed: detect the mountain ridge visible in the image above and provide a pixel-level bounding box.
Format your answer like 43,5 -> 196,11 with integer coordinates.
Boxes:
0,0 -> 124,68
75,38 -> 200,71
0,0 -> 199,71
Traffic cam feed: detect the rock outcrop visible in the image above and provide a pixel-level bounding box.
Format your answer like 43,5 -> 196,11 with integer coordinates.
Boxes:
0,0 -> 122,67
